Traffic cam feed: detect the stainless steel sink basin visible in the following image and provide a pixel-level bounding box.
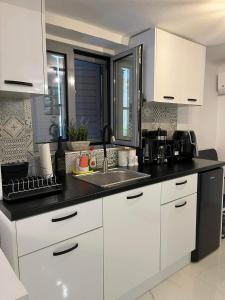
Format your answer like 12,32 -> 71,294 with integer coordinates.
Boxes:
77,168 -> 150,188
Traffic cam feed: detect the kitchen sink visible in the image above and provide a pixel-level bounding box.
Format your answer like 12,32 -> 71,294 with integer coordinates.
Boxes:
76,168 -> 150,188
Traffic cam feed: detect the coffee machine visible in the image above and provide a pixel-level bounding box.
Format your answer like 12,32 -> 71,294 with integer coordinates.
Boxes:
142,129 -> 198,165
142,128 -> 172,164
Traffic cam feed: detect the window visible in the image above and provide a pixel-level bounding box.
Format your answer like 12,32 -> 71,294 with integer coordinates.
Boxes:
32,51 -> 67,143
114,54 -> 134,141
112,45 -> 142,147
74,53 -> 108,141
32,41 -> 109,145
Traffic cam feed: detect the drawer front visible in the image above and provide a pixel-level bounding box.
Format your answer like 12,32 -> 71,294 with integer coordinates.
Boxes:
161,193 -> 197,270
16,199 -> 102,256
19,228 -> 103,300
161,173 -> 197,204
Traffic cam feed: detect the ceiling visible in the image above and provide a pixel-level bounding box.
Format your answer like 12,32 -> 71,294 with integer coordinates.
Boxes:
46,0 -> 225,47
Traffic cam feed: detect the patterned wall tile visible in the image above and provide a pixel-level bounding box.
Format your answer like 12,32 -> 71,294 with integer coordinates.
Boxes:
65,147 -> 119,173
0,97 -> 178,165
142,102 -> 177,138
0,98 -> 34,164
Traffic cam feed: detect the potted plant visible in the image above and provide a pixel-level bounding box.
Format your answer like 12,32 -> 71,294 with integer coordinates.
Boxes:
67,121 -> 90,151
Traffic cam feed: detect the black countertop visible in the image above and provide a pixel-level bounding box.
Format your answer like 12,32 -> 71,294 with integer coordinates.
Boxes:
0,158 -> 224,221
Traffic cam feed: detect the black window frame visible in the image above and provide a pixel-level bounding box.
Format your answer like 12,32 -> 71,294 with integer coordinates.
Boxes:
47,49 -> 69,141
32,39 -> 111,149
74,49 -> 111,144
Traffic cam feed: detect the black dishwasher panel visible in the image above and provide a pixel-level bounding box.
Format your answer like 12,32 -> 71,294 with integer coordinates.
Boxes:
191,168 -> 224,262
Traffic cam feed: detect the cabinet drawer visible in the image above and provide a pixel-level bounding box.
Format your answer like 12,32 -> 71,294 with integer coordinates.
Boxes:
19,228 -> 103,300
161,194 -> 197,270
16,199 -> 102,256
161,174 -> 197,204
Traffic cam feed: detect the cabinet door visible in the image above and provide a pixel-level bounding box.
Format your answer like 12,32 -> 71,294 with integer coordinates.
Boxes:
103,184 -> 161,300
181,40 -> 206,105
154,29 -> 183,104
0,0 -> 46,95
161,194 -> 197,270
19,228 -> 103,300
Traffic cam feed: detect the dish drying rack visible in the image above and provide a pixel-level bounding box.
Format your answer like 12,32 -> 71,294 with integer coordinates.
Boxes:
3,175 -> 63,202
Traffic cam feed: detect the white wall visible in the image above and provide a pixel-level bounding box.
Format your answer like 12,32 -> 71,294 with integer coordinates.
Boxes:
177,58 -> 219,152
216,63 -> 225,160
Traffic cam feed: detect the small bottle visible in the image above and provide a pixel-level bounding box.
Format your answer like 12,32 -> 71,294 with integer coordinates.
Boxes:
55,136 -> 66,177
89,146 -> 97,171
79,154 -> 89,173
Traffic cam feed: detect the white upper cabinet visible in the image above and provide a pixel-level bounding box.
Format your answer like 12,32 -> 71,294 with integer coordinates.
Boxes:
130,28 -> 206,105
154,29 -> 184,104
180,38 -> 206,105
0,0 -> 47,95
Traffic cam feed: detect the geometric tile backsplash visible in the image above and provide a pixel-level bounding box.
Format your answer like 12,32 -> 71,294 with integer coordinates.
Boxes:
142,102 -> 177,138
0,98 -> 33,164
65,147 -> 119,173
0,97 -> 178,164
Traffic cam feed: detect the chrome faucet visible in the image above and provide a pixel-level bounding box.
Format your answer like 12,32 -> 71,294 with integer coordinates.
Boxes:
102,125 -> 115,173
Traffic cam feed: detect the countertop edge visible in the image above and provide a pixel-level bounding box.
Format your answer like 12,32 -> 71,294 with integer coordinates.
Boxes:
1,159 -> 225,221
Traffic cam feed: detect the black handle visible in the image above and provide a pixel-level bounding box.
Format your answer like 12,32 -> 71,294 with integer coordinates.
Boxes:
52,211 -> 77,222
187,98 -> 197,102
127,192 -> 143,199
163,96 -> 174,100
53,243 -> 78,256
4,80 -> 33,87
175,180 -> 187,186
175,201 -> 187,208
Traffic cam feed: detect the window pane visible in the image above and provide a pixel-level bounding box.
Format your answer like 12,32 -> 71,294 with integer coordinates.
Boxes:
123,109 -> 129,137
32,52 -> 67,143
114,54 -> 133,141
75,60 -> 102,140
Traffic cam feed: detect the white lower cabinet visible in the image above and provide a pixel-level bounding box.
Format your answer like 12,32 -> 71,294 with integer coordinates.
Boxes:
161,193 -> 197,270
19,228 -> 103,300
103,184 -> 161,300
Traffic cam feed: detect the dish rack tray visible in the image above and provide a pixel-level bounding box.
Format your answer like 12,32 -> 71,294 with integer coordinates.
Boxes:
3,175 -> 63,202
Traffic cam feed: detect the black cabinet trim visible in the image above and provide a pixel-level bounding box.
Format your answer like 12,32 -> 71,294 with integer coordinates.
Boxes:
53,243 -> 78,256
175,201 -> 187,208
127,192 -> 143,199
175,180 -> 187,186
163,96 -> 174,100
51,211 -> 78,222
4,80 -> 33,87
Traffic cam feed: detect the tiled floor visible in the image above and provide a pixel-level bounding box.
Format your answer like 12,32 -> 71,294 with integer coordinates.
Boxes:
137,240 -> 225,300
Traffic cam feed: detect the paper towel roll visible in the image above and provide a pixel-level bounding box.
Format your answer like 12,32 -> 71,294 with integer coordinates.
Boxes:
38,143 -> 53,177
